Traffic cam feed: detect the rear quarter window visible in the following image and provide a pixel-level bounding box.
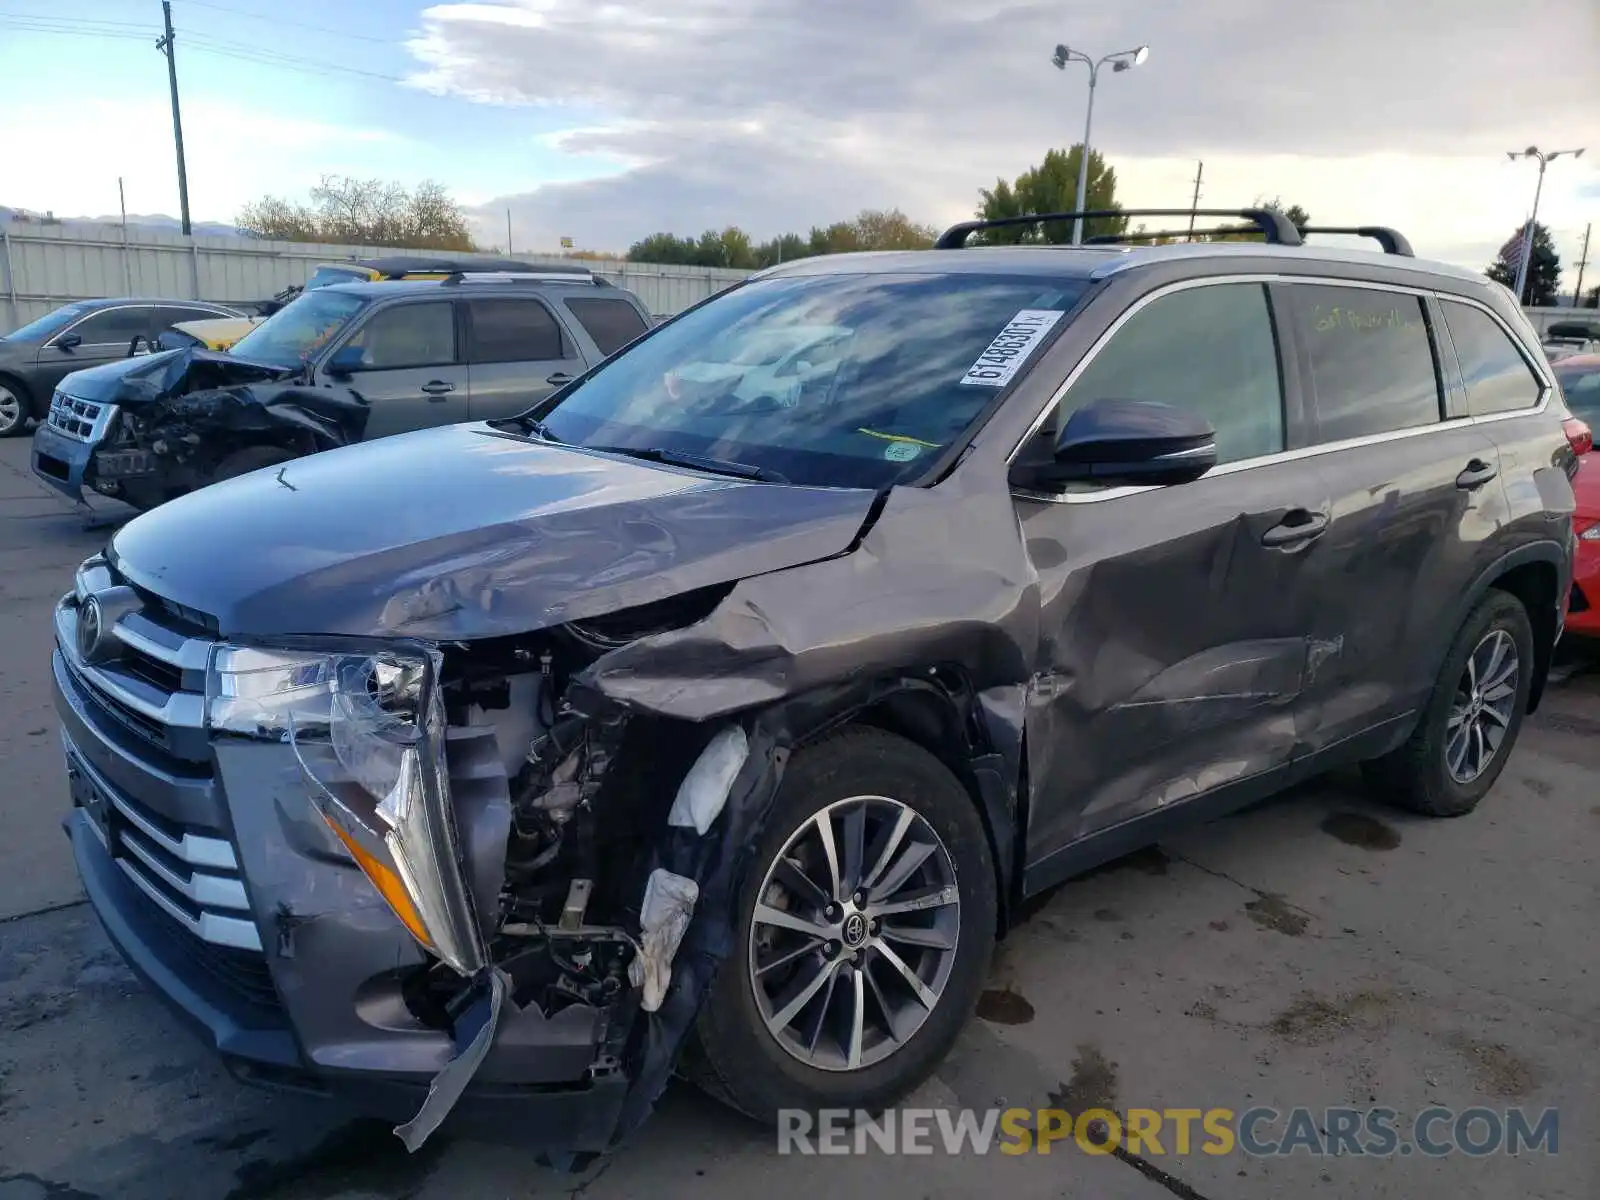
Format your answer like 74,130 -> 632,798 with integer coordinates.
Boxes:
1440,299 -> 1545,416
564,296 -> 650,356
1286,284 -> 1442,443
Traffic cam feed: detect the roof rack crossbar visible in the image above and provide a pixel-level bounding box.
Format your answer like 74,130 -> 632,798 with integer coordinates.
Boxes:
934,208 -> 1305,250
1296,226 -> 1414,257
440,270 -> 600,286
1083,226 -> 1274,245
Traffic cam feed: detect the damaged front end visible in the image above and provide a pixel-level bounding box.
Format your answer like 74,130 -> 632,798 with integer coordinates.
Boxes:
220,605 -> 786,1158
76,348 -> 368,506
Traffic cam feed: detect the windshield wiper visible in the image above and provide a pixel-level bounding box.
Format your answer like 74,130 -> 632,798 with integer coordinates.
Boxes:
587,444 -> 788,483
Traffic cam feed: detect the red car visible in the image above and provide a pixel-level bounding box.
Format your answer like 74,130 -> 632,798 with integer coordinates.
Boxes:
1554,354 -> 1600,637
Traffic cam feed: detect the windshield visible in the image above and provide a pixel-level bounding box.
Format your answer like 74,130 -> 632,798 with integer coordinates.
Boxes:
305,265 -> 369,290
4,302 -> 93,342
534,272 -> 1090,488
1555,360 -> 1600,425
229,289 -> 368,368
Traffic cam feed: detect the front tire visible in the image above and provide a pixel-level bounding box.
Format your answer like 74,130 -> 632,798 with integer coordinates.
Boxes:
689,726 -> 996,1124
1362,590 -> 1535,817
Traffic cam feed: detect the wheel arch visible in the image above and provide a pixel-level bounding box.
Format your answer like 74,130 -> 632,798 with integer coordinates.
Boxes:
821,672 -> 1021,935
1439,544 -> 1568,716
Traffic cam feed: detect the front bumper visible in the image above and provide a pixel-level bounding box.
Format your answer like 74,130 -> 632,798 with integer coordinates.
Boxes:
54,634 -> 629,1150
32,419 -> 92,502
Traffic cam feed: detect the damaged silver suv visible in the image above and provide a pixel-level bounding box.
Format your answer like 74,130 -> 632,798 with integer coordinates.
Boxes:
52,209 -> 1583,1160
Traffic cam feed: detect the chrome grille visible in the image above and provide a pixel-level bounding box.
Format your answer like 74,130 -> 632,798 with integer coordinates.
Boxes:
66,730 -> 261,952
57,567 -> 264,962
47,392 -> 118,442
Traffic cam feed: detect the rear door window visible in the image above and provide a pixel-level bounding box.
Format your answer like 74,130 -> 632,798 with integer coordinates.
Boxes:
466,299 -> 568,363
1285,285 -> 1442,442
564,296 -> 650,356
1052,282 -> 1286,464
67,306 -> 154,347
1440,300 -> 1545,416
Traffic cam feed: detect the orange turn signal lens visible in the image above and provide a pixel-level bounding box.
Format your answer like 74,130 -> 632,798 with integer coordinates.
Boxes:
324,815 -> 433,949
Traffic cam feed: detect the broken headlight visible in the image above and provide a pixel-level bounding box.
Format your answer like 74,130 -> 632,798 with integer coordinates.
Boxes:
206,643 -> 487,977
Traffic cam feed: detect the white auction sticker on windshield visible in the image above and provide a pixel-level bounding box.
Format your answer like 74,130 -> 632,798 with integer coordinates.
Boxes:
959,309 -> 1065,388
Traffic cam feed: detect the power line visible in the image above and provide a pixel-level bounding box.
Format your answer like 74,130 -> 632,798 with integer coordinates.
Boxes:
0,17 -> 154,39
177,0 -> 397,45
0,7 -> 153,29
182,39 -> 409,84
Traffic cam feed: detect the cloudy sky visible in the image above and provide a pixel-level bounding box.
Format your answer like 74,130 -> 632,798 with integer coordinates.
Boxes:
2,0 -> 1597,277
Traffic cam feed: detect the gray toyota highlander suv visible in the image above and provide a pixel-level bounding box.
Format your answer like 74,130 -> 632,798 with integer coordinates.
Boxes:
50,209 -> 1583,1161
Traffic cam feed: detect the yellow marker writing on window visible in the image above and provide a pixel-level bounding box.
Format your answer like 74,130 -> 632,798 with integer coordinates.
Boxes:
856,428 -> 940,449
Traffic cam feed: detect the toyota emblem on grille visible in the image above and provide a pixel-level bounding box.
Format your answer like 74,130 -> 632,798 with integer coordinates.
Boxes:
77,595 -> 104,661
76,585 -> 139,666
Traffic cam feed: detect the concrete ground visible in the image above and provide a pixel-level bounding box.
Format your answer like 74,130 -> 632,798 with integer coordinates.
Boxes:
1,436 -> 1596,1199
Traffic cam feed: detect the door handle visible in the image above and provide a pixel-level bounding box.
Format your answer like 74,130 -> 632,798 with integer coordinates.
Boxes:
546,372 -> 574,386
1455,458 -> 1498,490
420,380 -> 455,398
1261,508 -> 1330,548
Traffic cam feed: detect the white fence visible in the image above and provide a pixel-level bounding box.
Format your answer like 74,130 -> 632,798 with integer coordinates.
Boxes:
1524,306 -> 1599,337
0,221 -> 754,333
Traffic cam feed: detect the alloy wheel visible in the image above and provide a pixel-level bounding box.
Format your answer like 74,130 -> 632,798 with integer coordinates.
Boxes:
0,386 -> 21,435
748,795 -> 961,1072
1446,628 -> 1519,784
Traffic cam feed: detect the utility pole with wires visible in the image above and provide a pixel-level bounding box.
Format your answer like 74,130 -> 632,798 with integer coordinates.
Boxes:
1186,160 -> 1204,241
1573,223 -> 1591,308
156,0 -> 192,236
506,209 -> 513,255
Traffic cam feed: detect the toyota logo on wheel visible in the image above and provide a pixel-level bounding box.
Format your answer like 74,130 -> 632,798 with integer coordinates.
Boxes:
842,911 -> 868,947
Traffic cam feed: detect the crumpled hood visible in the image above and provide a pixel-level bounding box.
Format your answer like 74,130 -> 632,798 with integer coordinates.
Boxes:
107,423 -> 877,639
58,347 -> 298,405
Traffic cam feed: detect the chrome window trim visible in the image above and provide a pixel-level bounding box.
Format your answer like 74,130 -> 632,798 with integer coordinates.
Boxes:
1434,292 -> 1554,417
46,303 -> 155,349
1006,273 -> 1552,506
47,301 -> 238,349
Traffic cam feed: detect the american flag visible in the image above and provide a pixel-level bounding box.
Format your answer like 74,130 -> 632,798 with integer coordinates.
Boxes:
1500,223 -> 1532,270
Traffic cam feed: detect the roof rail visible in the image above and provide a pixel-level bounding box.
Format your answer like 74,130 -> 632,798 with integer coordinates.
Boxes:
1297,226 -> 1414,257
934,208 -> 1305,249
440,269 -> 601,286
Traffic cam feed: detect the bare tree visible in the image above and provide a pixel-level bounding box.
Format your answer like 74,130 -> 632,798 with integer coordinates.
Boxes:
238,176 -> 477,250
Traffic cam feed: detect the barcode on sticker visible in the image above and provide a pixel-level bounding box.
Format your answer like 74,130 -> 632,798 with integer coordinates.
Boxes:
958,309 -> 1065,388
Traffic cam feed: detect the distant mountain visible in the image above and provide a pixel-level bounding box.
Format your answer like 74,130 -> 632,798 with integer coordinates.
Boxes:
0,205 -> 243,238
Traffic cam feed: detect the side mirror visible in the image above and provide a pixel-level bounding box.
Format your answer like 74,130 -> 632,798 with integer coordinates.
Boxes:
1010,398 -> 1217,492
326,344 -> 367,376
53,332 -> 82,352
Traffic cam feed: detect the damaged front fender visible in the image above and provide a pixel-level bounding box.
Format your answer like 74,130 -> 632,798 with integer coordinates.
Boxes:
72,347 -> 369,502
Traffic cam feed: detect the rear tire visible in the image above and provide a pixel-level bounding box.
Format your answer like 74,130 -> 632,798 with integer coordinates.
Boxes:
211,445 -> 296,484
1362,590 -> 1534,817
688,726 -> 996,1125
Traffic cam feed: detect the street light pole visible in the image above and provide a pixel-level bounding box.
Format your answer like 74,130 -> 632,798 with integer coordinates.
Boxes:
1507,145 -> 1585,305
1051,43 -> 1149,245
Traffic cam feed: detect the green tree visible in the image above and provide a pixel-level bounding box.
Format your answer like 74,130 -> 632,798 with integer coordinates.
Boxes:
1585,285 -> 1598,309
1486,222 -> 1561,306
976,146 -> 1126,243
237,176 -> 476,250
